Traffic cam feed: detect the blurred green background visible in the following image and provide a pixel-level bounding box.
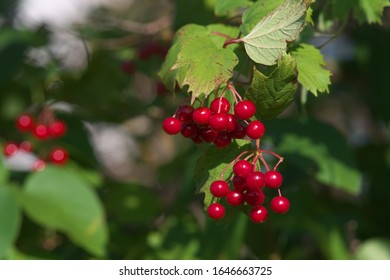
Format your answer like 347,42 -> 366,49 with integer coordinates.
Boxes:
1,0 -> 390,260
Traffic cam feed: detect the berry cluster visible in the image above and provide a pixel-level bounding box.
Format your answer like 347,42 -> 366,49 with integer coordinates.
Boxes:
3,110 -> 69,171
162,84 -> 265,148
161,82 -> 289,223
207,149 -> 289,223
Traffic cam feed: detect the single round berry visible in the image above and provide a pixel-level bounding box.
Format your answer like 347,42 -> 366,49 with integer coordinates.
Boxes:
191,134 -> 203,144
210,97 -> 230,114
209,113 -> 229,131
207,203 -> 225,220
246,120 -> 265,139
249,205 -> 268,223
270,196 -> 290,214
232,176 -> 247,192
199,126 -> 218,142
210,180 -> 229,197
3,142 -> 18,156
138,42 -> 160,60
19,141 -> 33,152
181,122 -> 199,138
32,159 -> 46,172
121,61 -> 135,75
234,100 -> 256,120
213,132 -> 231,148
16,114 -> 34,132
246,171 -> 266,191
33,124 -> 49,140
49,147 -> 69,165
226,114 -> 238,132
192,107 -> 212,125
265,170 -> 283,189
226,190 -> 244,206
49,120 -> 67,138
156,81 -> 167,95
233,160 -> 252,178
176,105 -> 194,123
162,117 -> 182,135
244,190 -> 265,206
230,124 -> 247,139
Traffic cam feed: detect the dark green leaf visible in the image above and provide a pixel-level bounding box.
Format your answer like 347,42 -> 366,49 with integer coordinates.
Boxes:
266,118 -> 362,194
0,186 -> 21,258
214,0 -> 252,17
246,53 -> 298,119
21,166 -> 108,257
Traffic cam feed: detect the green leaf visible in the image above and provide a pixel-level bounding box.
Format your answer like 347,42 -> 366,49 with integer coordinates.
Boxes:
355,238 -> 390,260
206,24 -> 240,48
21,166 -> 108,257
354,0 -> 390,24
266,118 -> 362,194
0,186 -> 21,258
246,53 -> 298,119
240,0 -> 285,36
291,43 -> 331,96
241,0 -> 308,65
160,24 -> 238,101
0,157 -> 9,185
214,0 -> 252,17
195,140 -> 251,209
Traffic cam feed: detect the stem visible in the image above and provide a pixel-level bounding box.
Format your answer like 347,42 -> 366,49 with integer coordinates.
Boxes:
300,86 -> 308,116
259,155 -> 270,172
317,18 -> 348,49
223,38 -> 243,48
278,189 -> 282,197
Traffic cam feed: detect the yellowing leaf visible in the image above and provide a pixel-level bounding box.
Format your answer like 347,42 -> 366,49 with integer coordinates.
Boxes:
242,0 -> 308,65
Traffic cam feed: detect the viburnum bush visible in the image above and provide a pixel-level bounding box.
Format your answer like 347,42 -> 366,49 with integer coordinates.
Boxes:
160,0 -> 332,222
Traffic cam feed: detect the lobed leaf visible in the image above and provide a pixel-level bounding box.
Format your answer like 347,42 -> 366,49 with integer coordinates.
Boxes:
21,166 -> 108,257
241,0 -> 308,65
246,53 -> 298,119
291,43 -> 331,96
214,0 -> 252,17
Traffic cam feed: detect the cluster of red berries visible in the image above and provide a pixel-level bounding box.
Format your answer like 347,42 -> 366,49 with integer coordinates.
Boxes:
207,157 -> 290,223
3,112 -> 69,171
162,97 -> 265,147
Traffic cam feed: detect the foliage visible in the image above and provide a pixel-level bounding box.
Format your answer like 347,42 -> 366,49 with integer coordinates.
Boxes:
0,0 -> 389,260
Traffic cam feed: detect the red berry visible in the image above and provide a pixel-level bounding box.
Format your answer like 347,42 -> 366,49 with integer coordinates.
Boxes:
162,117 -> 182,135
32,159 -> 46,172
233,160 -> 252,178
3,142 -> 18,156
246,120 -> 265,139
33,124 -> 49,140
244,190 -> 265,206
210,97 -> 230,114
232,176 -> 247,192
191,134 -> 203,144
49,147 -> 69,165
121,61 -> 135,75
19,141 -> 33,152
192,107 -> 211,125
213,132 -> 231,148
181,122 -> 199,138
210,180 -> 229,197
265,170 -> 283,189
16,114 -> 34,132
209,113 -> 229,131
199,126 -> 218,142
138,42 -> 160,60
234,100 -> 256,120
207,203 -> 225,220
176,105 -> 194,123
249,205 -> 268,223
226,114 -> 238,132
246,171 -> 266,191
48,120 -> 67,138
230,123 -> 247,139
226,190 -> 244,206
270,196 -> 290,214
156,82 -> 167,95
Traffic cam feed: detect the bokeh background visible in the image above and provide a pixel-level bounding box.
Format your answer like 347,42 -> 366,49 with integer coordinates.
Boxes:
1,0 -> 390,260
